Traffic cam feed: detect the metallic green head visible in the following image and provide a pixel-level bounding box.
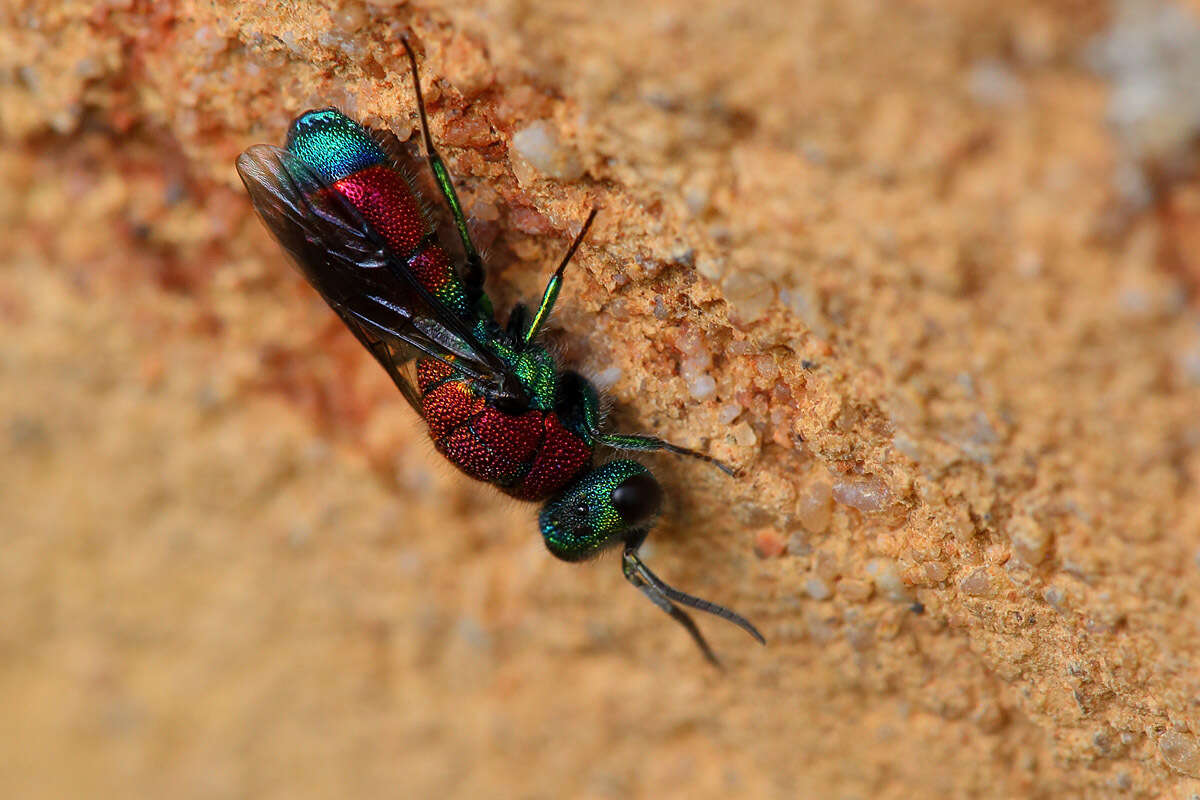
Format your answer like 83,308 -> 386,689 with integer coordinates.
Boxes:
538,460 -> 663,562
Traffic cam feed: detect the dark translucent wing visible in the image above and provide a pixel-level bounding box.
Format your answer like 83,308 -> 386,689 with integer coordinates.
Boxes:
338,313 -> 423,412
236,144 -> 510,410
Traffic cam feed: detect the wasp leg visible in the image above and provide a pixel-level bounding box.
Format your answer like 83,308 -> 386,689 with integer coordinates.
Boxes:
597,431 -> 738,477
523,208 -> 598,345
400,36 -> 485,300
557,370 -> 738,477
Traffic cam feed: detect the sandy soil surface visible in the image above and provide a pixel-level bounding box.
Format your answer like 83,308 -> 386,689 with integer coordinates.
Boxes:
3,0 -> 1200,797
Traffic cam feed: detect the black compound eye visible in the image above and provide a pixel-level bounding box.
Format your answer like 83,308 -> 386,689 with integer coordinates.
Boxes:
611,473 -> 663,525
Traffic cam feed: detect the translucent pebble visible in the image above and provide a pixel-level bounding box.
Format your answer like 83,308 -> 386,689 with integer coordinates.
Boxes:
277,29 -> 303,54
832,476 -> 890,513
676,325 -> 708,358
1015,248 -> 1043,278
804,577 -> 831,600
469,199 -> 500,222
1177,337 -> 1200,384
731,421 -> 757,447
680,349 -> 711,378
695,254 -> 726,281
683,182 -> 710,214
866,558 -> 910,602
193,26 -> 227,56
755,355 -> 779,381
814,550 -> 839,581
688,375 -> 716,400
1159,731 -> 1200,778
1043,586 -> 1068,613
717,403 -> 742,424
443,114 -> 496,149
779,285 -> 822,334
966,59 -> 1025,107
676,327 -> 712,386
511,121 -> 583,181
50,106 -> 81,134
1089,2 -> 1200,169
959,568 -> 993,597
721,270 -> 776,325
796,480 -> 833,533
1009,514 -> 1051,565
924,562 -> 948,582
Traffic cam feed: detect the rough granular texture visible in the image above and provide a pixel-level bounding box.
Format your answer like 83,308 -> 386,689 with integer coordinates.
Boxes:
3,1 -> 1200,797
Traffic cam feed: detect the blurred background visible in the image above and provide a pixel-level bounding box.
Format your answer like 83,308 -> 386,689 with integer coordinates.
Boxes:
3,0 -> 1200,797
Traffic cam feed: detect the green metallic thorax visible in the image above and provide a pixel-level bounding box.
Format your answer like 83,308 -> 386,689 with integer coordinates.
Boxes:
461,301 -> 585,423
484,332 -> 560,413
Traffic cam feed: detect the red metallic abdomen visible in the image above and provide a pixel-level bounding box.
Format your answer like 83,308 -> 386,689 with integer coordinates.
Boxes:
416,360 -> 592,501
325,164 -> 470,318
